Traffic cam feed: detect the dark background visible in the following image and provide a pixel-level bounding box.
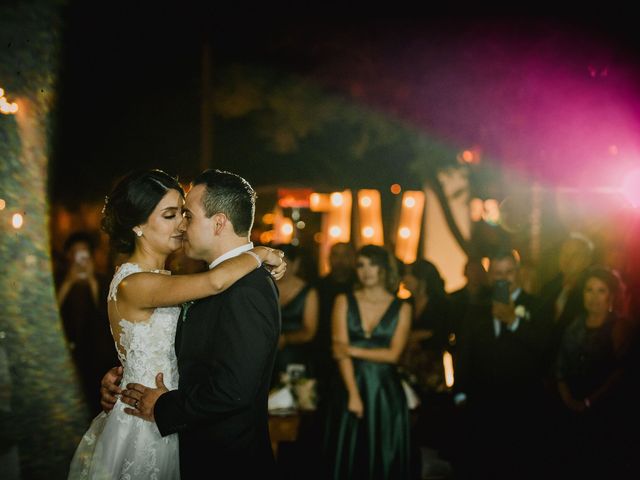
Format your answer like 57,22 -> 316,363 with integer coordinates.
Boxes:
51,7 -> 640,205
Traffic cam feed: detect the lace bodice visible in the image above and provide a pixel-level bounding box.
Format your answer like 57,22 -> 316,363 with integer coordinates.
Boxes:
108,263 -> 180,390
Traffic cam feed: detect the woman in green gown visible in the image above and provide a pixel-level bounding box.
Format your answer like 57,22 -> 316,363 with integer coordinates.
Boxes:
325,245 -> 412,479
272,244 -> 319,386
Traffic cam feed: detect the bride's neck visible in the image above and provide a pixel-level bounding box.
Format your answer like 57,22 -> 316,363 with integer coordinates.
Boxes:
129,250 -> 167,271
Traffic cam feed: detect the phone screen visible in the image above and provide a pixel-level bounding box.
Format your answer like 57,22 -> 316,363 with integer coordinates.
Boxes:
492,279 -> 511,304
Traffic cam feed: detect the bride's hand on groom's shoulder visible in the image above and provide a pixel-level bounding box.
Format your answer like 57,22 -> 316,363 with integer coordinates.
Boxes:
259,247 -> 287,281
100,366 -> 123,413
122,373 -> 169,423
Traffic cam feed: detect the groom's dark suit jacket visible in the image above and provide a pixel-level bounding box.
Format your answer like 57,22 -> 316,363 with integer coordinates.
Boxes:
155,267 -> 280,479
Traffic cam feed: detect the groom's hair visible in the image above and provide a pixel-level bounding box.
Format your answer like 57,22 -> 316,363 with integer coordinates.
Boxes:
192,169 -> 256,236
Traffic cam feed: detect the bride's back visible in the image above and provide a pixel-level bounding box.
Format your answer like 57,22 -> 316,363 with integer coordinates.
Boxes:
108,263 -> 180,390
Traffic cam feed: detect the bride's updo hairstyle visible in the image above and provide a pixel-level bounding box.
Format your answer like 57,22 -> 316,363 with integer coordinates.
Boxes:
101,169 -> 184,254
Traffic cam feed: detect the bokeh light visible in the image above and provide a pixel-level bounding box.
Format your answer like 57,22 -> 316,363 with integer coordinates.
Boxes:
12,212 -> 24,229
362,226 -> 374,238
330,192 -> 344,207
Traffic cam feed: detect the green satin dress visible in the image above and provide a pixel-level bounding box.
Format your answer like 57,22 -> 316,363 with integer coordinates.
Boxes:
324,293 -> 410,480
273,284 -> 314,381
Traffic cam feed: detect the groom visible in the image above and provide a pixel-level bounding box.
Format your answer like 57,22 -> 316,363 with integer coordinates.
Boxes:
101,170 -> 281,478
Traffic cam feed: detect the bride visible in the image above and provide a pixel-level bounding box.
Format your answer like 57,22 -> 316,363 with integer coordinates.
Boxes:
67,169 -> 285,479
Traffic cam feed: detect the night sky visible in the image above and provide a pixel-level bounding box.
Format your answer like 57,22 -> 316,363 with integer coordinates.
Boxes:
51,8 -> 640,205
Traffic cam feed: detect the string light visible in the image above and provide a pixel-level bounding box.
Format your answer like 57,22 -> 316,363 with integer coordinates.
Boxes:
0,86 -> 19,115
281,223 -> 294,235
362,226 -> 374,238
404,197 -> 416,208
12,213 -> 24,229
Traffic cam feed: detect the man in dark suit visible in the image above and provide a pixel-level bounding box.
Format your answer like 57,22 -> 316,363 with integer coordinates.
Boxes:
454,250 -> 549,479
112,170 -> 281,478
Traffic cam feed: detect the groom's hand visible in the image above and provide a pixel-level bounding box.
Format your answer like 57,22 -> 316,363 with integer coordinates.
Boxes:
122,373 -> 169,422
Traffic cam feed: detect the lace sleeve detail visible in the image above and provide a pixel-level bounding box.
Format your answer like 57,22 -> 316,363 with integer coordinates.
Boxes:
108,263 -> 143,301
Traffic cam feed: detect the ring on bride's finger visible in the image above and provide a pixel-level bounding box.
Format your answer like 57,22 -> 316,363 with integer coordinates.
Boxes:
134,400 -> 139,409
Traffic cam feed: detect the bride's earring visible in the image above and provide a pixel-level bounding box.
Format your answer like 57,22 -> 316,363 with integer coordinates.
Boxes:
134,227 -> 143,237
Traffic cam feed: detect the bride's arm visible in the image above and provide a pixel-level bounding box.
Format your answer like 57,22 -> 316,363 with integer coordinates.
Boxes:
119,246 -> 285,308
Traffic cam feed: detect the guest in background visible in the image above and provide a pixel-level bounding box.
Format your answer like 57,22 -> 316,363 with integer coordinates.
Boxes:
325,245 -> 412,480
401,259 -> 450,394
448,258 -> 490,317
540,232 -> 595,352
454,250 -> 547,479
56,231 -> 118,417
313,242 -> 357,398
401,259 -> 455,477
291,243 -> 357,479
556,266 -> 629,477
272,244 -> 319,384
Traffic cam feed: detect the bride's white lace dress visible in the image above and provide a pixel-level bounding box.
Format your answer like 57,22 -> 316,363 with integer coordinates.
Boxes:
68,263 -> 181,479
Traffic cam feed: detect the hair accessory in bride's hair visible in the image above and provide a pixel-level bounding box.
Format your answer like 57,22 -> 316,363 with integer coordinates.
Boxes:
101,195 -> 110,214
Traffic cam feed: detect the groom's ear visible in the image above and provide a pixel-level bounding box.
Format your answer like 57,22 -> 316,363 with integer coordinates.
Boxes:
212,213 -> 227,235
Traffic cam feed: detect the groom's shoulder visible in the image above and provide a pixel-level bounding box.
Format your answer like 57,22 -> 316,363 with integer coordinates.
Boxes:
233,267 -> 275,291
226,268 -> 279,302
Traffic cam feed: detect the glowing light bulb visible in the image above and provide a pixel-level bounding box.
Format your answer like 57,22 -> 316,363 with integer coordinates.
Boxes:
399,227 -> 411,239
330,192 -> 343,207
0,98 -> 18,115
329,226 -> 342,238
362,226 -> 374,238
404,197 -> 416,208
281,223 -> 294,235
360,196 -> 372,207
12,213 -> 23,229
